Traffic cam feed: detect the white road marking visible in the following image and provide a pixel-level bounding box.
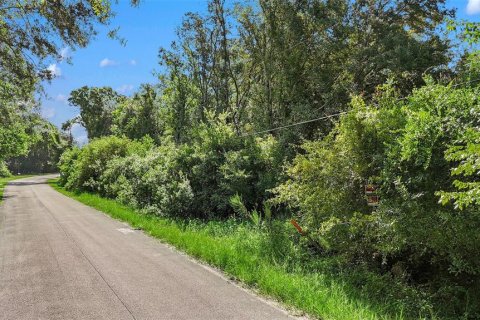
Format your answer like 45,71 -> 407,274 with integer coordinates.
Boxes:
117,228 -> 135,234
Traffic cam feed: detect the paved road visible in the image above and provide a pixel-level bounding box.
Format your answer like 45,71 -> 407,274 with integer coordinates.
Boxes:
0,176 -> 295,320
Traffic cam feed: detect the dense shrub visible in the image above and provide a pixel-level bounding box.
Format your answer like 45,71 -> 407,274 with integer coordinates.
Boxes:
58,115 -> 283,219
378,82 -> 480,277
0,161 -> 11,177
273,92 -> 401,256
183,113 -> 284,218
101,140 -> 193,216
59,136 -> 154,192
438,128 -> 480,210
58,147 -> 80,186
274,81 -> 480,316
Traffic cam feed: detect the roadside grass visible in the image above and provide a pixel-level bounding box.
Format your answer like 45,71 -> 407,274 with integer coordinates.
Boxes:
49,178 -> 436,320
0,175 -> 34,203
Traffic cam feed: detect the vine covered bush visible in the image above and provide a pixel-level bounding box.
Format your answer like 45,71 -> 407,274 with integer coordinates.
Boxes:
100,141 -> 194,217
58,135 -> 154,192
0,161 -> 11,177
59,114 -> 283,218
274,81 -> 480,314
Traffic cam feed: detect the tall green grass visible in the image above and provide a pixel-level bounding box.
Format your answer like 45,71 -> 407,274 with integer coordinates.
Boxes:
49,179 -> 437,320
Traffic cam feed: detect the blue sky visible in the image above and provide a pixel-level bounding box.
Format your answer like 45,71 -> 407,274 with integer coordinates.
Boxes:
40,0 -> 480,144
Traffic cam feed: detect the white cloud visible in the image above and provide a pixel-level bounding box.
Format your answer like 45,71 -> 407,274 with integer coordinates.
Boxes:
467,0 -> 480,15
47,63 -> 62,77
130,59 -> 137,66
59,47 -> 70,61
41,107 -> 55,119
117,84 -> 134,94
55,94 -> 68,104
99,58 -> 116,67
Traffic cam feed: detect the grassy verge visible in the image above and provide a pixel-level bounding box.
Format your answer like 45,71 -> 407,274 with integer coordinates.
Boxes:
49,178 -> 435,320
0,175 -> 34,203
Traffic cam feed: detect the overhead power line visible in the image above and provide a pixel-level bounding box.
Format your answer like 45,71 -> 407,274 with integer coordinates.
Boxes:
241,77 -> 480,137
241,112 -> 348,137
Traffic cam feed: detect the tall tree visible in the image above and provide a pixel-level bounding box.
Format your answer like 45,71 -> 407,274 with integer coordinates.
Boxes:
112,84 -> 164,141
8,119 -> 70,174
0,0 -> 139,100
347,0 -> 454,96
68,86 -> 125,140
158,0 -> 453,144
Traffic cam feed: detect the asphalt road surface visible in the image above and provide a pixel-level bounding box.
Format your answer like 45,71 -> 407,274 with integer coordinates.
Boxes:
0,176 -> 295,320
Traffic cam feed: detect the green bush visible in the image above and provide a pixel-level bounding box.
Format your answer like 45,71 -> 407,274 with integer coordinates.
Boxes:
378,82 -> 480,278
56,79 -> 480,317
273,95 -> 396,258
58,115 -> 283,219
0,161 -> 11,177
58,147 -> 80,186
182,113 -> 284,218
101,140 -> 193,216
274,81 -> 480,317
59,136 -> 153,192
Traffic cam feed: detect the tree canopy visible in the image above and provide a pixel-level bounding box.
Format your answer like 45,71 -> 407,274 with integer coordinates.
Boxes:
0,0 -> 138,175
0,0 -> 139,100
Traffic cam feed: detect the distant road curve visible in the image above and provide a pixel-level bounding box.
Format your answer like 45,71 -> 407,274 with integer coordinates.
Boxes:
0,175 -> 295,320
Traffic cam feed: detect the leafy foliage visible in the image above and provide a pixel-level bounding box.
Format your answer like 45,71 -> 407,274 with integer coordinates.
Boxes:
8,119 -> 70,174
100,140 -> 193,217
58,136 -> 153,191
112,84 -> 163,142
438,129 -> 480,210
156,0 -> 453,144
0,161 -> 11,177
0,102 -> 32,162
0,0 -> 139,100
68,86 -> 126,139
60,114 -> 283,219
274,79 -> 480,317
183,113 -> 283,217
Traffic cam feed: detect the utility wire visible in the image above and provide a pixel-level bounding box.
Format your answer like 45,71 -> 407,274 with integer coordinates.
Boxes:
241,77 -> 480,137
241,112 -> 348,137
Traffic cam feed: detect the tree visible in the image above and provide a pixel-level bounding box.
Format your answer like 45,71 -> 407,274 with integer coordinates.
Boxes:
8,119 -> 71,174
347,0 -> 454,96
0,99 -> 35,172
112,84 -> 163,142
237,0 -> 351,139
68,86 -> 125,140
0,0 -> 139,100
158,0 -> 454,146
